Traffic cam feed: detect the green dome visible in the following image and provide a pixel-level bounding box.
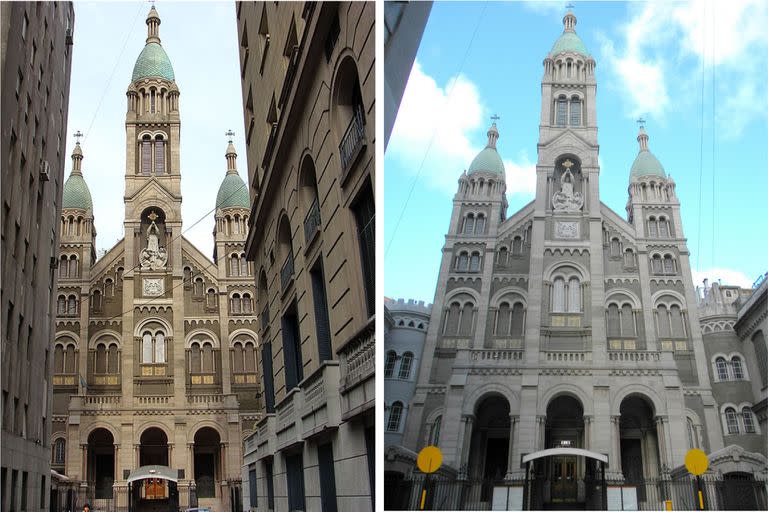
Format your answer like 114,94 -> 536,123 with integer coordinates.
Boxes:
630,150 -> 666,179
131,43 -> 175,82
468,147 -> 505,176
550,31 -> 590,57
62,173 -> 93,209
216,173 -> 250,209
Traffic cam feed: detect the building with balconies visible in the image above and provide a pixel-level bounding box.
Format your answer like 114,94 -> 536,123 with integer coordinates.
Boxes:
236,2 -> 375,512
48,8 -> 261,512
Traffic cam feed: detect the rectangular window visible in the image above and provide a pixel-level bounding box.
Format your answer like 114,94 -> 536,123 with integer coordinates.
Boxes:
352,181 -> 375,318
285,454 -> 306,512
261,342 -> 275,413
265,460 -> 275,511
726,410 -> 739,434
570,99 -> 581,126
248,467 -> 257,508
318,443 -> 338,512
154,140 -> 165,174
310,260 -> 332,363
280,301 -> 303,390
141,140 -> 152,174
556,99 -> 567,126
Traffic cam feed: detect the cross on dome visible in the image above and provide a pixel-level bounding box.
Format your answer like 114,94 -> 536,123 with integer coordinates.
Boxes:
73,130 -> 83,145
225,129 -> 235,143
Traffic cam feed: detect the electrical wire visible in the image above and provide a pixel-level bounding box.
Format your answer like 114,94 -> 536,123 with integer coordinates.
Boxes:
695,2 -> 706,273
385,1 -> 489,258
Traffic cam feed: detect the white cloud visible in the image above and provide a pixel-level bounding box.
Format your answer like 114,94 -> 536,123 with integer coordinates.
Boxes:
692,267 -> 755,289
600,0 -> 768,135
388,61 -> 535,198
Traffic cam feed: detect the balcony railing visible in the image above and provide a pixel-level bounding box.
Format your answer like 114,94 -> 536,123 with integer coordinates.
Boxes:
280,252 -> 294,292
339,317 -> 375,391
303,198 -> 321,245
339,107 -> 366,177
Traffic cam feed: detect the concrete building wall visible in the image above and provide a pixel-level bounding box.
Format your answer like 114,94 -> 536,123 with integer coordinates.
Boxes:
1,3 -> 75,512
238,3 -> 376,511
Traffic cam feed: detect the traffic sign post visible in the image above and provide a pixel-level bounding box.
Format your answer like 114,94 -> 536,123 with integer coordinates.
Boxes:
416,446 -> 443,510
685,449 -> 709,510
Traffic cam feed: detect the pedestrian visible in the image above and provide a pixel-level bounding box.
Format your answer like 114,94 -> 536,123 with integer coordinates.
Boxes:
82,504 -> 90,512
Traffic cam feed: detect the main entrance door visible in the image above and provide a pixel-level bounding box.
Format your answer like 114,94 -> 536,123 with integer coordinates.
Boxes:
550,455 -> 577,503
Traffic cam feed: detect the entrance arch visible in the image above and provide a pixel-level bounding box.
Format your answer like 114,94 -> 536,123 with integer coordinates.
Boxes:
88,428 -> 115,499
139,427 -> 169,466
544,395 -> 586,505
467,394 -> 511,502
193,427 -> 221,499
619,394 -> 661,505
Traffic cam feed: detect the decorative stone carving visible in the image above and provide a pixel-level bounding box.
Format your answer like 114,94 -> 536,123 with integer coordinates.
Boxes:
139,213 -> 168,270
555,220 -> 579,239
143,278 -> 164,296
552,160 -> 584,212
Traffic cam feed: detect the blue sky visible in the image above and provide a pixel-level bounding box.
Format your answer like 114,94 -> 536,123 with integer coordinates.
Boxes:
385,1 -> 768,304
64,1 -> 246,260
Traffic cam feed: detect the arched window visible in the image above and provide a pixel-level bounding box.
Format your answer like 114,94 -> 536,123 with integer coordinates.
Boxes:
206,288 -> 216,307
154,332 -> 165,363
607,304 -> 620,337
570,97 -> 581,126
512,237 -> 523,255
659,217 -> 668,237
184,267 -> 192,284
95,343 -> 107,373
201,342 -> 214,373
398,352 -> 413,379
742,407 -> 756,433
387,402 -> 403,432
511,303 -> 525,338
715,357 -> 729,381
663,254 -> 675,274
445,302 -> 461,335
57,295 -> 66,315
142,330 -> 166,364
231,293 -> 242,314
194,278 -> 204,296
429,416 -> 442,446
244,341 -> 256,373
552,277 -> 566,312
621,304 -> 635,336
652,254 -> 663,274
469,252 -> 480,272
556,96 -> 567,126
567,277 -> 581,313
648,217 -> 658,237
190,342 -> 202,373
242,293 -> 253,314
384,351 -> 396,378
463,214 -> 475,235
67,295 -> 77,316
240,254 -> 248,276
64,344 -> 76,373
657,305 -> 671,337
107,343 -> 119,373
141,135 -> 152,174
498,247 -> 508,266
117,267 -> 124,282
730,356 -> 745,380
496,302 -> 511,336
610,238 -> 620,257
53,438 -> 66,464
624,249 -> 634,267
142,332 -> 153,364
69,255 -> 78,278
230,254 -> 240,276
233,214 -> 241,234
670,305 -> 684,337
459,302 -> 475,336
53,345 -> 65,373
475,214 -> 486,235
154,135 -> 165,174
92,290 -> 102,311
59,255 -> 68,278
724,407 -> 739,434
104,278 -> 114,297
456,252 -> 468,272
231,342 -> 244,373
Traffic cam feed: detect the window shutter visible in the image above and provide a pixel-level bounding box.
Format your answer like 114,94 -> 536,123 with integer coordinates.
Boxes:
141,141 -> 152,174
261,342 -> 275,413
154,140 -> 165,174
311,262 -> 332,362
352,182 -> 375,318
281,305 -> 303,389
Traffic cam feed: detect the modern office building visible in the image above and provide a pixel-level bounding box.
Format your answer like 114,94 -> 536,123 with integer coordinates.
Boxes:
236,2 -> 376,512
1,2 -> 75,511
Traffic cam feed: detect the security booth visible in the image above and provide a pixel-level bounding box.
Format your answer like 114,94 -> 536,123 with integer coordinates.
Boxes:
521,448 -> 608,510
126,466 -> 179,512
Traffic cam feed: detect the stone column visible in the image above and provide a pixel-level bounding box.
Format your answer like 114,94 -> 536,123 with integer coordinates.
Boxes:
134,444 -> 140,468
583,415 -> 592,451
81,443 -> 88,482
506,415 -> 519,479
188,443 -> 195,481
536,415 -> 547,450
654,416 -> 669,469
114,444 -> 120,481
459,415 -> 475,477
611,415 -> 622,477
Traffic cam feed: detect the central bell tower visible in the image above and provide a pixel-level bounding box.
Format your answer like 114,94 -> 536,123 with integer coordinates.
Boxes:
123,6 -> 182,275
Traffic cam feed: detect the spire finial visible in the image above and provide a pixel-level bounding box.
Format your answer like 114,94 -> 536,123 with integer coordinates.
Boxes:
563,3 -> 577,31
225,129 -> 235,144
636,117 -> 646,129
636,118 -> 649,151
146,2 -> 161,44
73,130 -> 83,145
486,117 -> 500,149
490,114 -> 500,124
225,131 -> 238,173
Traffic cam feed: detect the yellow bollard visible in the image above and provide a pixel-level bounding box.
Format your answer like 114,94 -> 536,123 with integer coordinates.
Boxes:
665,499 -> 673,510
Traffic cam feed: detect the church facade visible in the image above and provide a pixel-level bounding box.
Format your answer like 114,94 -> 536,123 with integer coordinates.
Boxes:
396,10 -> 767,510
50,8 -> 260,512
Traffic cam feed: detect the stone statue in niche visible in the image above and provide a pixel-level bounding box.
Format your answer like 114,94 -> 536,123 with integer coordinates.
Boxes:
139,211 -> 168,270
552,160 -> 584,212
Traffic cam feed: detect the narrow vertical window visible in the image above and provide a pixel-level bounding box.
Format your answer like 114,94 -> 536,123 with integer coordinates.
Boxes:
387,402 -> 403,431
154,138 -> 165,174
141,137 -> 152,174
150,90 -> 156,113
552,278 -> 565,312
742,407 -> 756,433
556,97 -> 567,126
142,332 -> 153,363
567,277 -> 581,312
731,357 -> 744,380
570,98 -> 581,126
154,332 -> 165,363
384,351 -> 396,377
715,357 -> 729,381
398,352 -> 413,379
725,408 -> 739,434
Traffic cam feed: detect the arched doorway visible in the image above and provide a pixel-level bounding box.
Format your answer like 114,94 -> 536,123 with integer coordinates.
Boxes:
468,395 -> 511,501
544,395 -> 585,505
87,428 -> 115,499
140,427 -> 168,466
619,395 -> 661,505
193,428 -> 221,499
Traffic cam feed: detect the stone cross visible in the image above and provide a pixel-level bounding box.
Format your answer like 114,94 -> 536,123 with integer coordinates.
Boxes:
225,129 -> 235,143
566,3 -> 575,10
73,130 -> 83,144
490,115 -> 500,124
636,117 -> 646,129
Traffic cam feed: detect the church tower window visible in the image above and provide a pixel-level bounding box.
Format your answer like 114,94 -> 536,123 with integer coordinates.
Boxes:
475,214 -> 486,235
556,96 -> 567,126
570,97 -> 581,126
141,135 -> 152,174
154,135 -> 165,174
469,252 -> 481,272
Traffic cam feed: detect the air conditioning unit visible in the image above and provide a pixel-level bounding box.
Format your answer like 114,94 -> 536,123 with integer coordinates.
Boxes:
65,28 -> 73,45
39,160 -> 50,181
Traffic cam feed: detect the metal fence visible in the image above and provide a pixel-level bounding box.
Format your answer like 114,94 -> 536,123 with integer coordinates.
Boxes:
385,474 -> 768,511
